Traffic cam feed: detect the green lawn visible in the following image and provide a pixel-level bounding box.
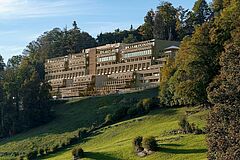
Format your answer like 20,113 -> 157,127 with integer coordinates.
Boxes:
0,88 -> 158,159
44,107 -> 208,160
0,87 -> 208,160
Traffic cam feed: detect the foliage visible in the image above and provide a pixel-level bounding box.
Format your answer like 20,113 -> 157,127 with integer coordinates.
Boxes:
160,23 -> 217,106
132,136 -> 143,152
143,136 -> 158,151
24,22 -> 96,59
207,25 -> 240,159
36,106 -> 208,160
140,10 -> 155,40
154,2 -> 178,41
178,116 -> 193,133
0,88 -> 158,159
192,0 -> 211,25
72,146 -> 84,159
26,150 -> 38,160
96,28 -> 142,46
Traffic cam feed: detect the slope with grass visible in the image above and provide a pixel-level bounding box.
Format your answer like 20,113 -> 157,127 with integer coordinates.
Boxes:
44,106 -> 208,160
0,88 -> 158,159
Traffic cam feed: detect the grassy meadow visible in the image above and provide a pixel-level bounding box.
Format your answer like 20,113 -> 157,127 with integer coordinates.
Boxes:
44,106 -> 208,160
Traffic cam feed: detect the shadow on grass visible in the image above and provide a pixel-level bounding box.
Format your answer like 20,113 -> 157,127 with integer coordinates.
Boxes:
85,152 -> 120,160
160,143 -> 184,147
160,147 -> 207,154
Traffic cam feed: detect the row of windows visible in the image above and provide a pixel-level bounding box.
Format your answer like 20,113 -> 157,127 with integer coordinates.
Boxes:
124,42 -> 153,49
99,49 -> 118,55
123,50 -> 152,58
46,72 -> 85,80
97,63 -> 151,75
105,80 -> 126,85
98,56 -> 116,62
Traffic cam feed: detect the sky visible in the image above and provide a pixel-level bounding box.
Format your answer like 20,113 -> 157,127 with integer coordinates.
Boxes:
0,0 -> 211,62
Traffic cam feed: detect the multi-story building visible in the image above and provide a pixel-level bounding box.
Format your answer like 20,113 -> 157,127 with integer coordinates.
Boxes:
45,39 -> 179,98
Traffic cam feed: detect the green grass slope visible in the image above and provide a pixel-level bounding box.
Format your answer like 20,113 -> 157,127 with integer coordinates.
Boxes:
44,106 -> 208,160
0,88 -> 158,159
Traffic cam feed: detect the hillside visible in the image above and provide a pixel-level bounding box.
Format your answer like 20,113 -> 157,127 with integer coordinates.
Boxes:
0,88 -> 158,159
0,88 -> 208,160
44,106 -> 208,160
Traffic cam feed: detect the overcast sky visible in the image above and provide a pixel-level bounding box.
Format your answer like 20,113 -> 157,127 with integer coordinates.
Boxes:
0,0 -> 211,62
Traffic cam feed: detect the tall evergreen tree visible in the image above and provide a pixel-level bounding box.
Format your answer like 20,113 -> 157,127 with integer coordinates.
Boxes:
140,10 -> 155,40
192,0 -> 211,25
154,2 -> 178,40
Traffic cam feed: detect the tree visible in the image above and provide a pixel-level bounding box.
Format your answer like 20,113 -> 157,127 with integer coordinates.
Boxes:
123,34 -> 137,43
140,10 -> 155,40
159,23 -> 218,106
192,0 -> 211,26
213,0 -> 224,15
7,55 -> 23,69
207,2 -> 240,159
0,55 -> 5,71
24,22 -> 96,59
176,6 -> 191,40
207,31 -> 240,160
154,2 -> 178,40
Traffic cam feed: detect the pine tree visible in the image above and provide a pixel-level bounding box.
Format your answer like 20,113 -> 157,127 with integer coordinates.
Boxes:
192,0 -> 211,25
140,10 -> 155,40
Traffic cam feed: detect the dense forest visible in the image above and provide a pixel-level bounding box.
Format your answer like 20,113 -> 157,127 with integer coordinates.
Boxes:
159,0 -> 240,159
0,0 -> 239,159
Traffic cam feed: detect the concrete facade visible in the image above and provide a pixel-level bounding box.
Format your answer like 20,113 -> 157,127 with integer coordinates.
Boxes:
45,39 -> 179,98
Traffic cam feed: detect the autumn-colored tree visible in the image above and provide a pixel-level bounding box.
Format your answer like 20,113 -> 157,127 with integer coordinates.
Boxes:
207,30 -> 240,160
207,1 -> 240,159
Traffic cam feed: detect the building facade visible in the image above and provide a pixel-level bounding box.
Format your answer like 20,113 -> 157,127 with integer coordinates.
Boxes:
45,39 -> 179,98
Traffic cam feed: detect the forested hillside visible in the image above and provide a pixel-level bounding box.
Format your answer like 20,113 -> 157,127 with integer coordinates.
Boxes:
0,0 -> 239,159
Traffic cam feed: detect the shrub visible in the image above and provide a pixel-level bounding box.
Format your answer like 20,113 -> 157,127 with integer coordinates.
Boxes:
178,117 -> 204,134
16,156 -> 24,160
69,136 -> 79,144
38,148 -> 44,156
51,144 -> 59,153
142,98 -> 151,108
105,114 -> 113,124
132,136 -> 144,152
127,107 -> 139,117
44,147 -> 50,154
78,128 -> 88,139
178,116 -> 192,133
72,146 -> 84,158
143,136 -> 158,151
26,150 -> 38,160
112,107 -> 129,121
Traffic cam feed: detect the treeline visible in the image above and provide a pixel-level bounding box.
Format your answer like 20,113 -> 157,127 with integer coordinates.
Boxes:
158,0 -> 240,159
0,55 -> 52,137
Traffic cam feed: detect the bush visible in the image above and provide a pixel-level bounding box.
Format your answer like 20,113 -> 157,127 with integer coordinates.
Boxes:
112,107 -> 129,121
51,144 -> 59,153
44,147 -> 50,154
105,114 -> 113,124
132,136 -> 144,152
16,156 -> 24,160
143,136 -> 158,151
26,150 -> 38,160
178,117 -> 203,134
69,136 -> 79,144
178,116 -> 192,133
78,128 -> 88,139
38,148 -> 44,156
127,107 -> 139,117
72,146 -> 84,158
